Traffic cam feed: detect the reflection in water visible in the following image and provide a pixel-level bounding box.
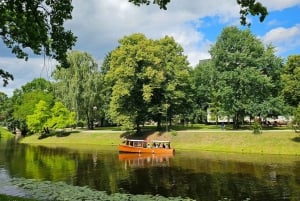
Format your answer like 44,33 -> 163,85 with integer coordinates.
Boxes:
118,153 -> 173,169
1,139 -> 300,200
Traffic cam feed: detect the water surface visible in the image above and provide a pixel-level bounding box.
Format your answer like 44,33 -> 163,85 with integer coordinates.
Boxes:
1,137 -> 300,200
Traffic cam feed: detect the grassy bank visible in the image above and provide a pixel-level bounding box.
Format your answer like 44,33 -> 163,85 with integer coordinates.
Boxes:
0,127 -> 14,138
19,128 -> 300,155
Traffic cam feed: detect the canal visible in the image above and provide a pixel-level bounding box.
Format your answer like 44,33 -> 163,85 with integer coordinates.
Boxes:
1,137 -> 300,200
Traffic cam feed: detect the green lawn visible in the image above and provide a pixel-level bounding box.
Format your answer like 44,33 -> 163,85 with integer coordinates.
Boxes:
17,126 -> 300,155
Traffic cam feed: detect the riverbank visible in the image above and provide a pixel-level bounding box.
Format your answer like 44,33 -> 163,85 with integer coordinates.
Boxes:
18,128 -> 300,155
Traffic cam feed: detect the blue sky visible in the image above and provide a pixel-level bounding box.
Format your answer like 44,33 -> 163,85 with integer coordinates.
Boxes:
1,0 -> 300,96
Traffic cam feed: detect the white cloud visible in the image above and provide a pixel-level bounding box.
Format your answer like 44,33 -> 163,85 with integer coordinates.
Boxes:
261,24 -> 300,54
0,57 -> 56,96
260,0 -> 300,11
66,0 -> 240,64
1,0 -> 300,95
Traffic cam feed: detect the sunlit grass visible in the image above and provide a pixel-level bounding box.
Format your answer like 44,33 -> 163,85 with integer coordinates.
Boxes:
19,126 -> 300,155
171,130 -> 300,155
0,127 -> 14,138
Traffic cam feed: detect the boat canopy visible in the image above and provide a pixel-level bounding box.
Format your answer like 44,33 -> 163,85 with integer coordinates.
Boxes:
124,139 -> 170,143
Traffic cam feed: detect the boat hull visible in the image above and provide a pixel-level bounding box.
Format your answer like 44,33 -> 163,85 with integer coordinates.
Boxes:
119,144 -> 174,154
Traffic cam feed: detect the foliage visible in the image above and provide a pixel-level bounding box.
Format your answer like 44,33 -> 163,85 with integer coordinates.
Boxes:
129,0 -> 268,26
252,119 -> 262,134
192,60 -> 217,123
8,79 -> 54,133
26,100 -> 51,134
26,100 -> 74,134
52,51 -> 103,129
0,0 -> 76,87
293,104 -> 300,126
0,69 -> 13,87
280,55 -> 300,107
0,0 -> 76,81
46,101 -> 75,129
11,177 -> 194,201
209,26 -> 284,128
0,92 -> 9,124
0,194 -> 38,201
105,33 -> 191,133
20,78 -> 53,93
0,127 -> 14,138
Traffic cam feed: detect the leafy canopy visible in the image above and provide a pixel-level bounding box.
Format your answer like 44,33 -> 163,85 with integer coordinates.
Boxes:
0,0 -> 76,86
209,26 -> 283,127
105,33 -> 191,132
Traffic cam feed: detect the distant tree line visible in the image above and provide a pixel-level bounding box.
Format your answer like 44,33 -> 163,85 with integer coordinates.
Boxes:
1,26 -> 300,135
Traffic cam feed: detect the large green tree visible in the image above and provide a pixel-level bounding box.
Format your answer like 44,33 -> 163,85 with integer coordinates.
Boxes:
209,26 -> 283,128
26,100 -> 51,134
52,51 -> 103,129
105,33 -> 191,133
27,100 -> 75,134
9,78 -> 54,134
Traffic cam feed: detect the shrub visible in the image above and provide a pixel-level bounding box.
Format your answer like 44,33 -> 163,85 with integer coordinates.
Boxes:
252,119 -> 262,134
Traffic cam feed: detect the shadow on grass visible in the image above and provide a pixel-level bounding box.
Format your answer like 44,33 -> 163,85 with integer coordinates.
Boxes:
38,130 -> 79,139
291,136 -> 300,142
120,129 -> 165,140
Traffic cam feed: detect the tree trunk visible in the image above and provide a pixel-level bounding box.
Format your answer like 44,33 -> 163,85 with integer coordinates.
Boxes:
156,115 -> 162,131
233,112 -> 240,129
136,120 -> 141,135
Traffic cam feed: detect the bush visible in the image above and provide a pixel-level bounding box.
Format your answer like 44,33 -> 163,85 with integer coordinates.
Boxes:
252,119 -> 262,134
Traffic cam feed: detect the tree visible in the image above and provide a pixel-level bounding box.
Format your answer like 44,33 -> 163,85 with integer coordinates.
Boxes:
209,26 -> 283,128
26,100 -> 51,134
0,0 -> 76,63
12,90 -> 54,134
191,60 -> 217,123
105,33 -> 191,133
46,101 -> 75,130
26,100 -> 74,134
129,0 -> 268,26
281,55 -> 300,107
52,51 -> 103,129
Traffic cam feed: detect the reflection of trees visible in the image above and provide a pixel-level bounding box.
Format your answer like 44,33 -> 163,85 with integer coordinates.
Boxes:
3,142 -> 300,200
116,156 -> 300,201
118,166 -> 300,201
72,152 -> 129,194
5,144 -> 77,182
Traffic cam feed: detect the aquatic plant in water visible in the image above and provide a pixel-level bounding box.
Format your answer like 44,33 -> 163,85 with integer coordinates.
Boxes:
11,178 -> 194,201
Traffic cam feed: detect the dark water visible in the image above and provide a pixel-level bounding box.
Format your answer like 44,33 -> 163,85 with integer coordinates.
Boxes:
1,137 -> 300,201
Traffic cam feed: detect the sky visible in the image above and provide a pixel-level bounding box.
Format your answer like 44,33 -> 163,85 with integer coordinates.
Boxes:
1,0 -> 300,97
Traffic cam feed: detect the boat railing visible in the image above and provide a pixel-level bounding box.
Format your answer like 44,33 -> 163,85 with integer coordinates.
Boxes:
123,139 -> 171,149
